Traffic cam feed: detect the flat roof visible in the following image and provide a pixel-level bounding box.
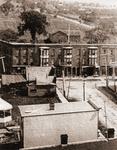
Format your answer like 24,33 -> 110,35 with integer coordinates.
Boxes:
18,101 -> 96,117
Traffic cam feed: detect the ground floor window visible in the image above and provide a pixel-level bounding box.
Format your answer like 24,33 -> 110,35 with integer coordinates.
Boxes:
0,111 -> 4,118
0,110 -> 11,118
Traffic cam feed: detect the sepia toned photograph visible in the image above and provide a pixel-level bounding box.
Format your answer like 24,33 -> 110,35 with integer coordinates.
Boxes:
0,0 -> 117,150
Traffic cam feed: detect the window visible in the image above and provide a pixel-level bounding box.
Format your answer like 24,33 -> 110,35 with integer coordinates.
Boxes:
42,50 -> 44,56
5,110 -> 11,117
42,58 -> 49,66
14,50 -> 19,57
89,50 -> 95,55
66,58 -> 72,65
92,50 -> 95,55
0,110 -> 10,118
30,89 -> 37,93
23,49 -> 27,55
0,111 -> 4,118
67,50 -> 72,55
51,49 -> 55,57
103,49 -> 106,54
111,50 -> 113,55
13,56 -> 19,65
89,58 -> 96,65
23,58 -> 27,65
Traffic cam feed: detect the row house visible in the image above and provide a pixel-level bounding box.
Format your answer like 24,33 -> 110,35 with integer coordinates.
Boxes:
0,40 -> 117,77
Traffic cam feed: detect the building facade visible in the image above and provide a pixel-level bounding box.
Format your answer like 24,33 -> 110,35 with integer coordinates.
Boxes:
0,40 -> 117,76
19,101 -> 99,149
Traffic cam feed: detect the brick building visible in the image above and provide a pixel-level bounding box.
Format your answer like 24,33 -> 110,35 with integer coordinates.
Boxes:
0,40 -> 117,77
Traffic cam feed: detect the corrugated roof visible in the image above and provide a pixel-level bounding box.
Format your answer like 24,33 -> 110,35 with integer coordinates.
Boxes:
2,74 -> 26,85
0,98 -> 12,110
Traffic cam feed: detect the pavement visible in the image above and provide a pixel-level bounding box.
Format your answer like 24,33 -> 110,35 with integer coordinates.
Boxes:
57,77 -> 117,137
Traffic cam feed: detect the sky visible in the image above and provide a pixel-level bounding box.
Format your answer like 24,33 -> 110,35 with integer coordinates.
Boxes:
63,0 -> 117,6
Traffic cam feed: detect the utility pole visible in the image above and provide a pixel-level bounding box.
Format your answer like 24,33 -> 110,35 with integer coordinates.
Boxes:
113,65 -> 116,92
83,78 -> 86,101
104,100 -> 108,139
101,53 -> 110,87
105,55 -> 108,87
110,62 -> 117,93
68,24 -> 70,44
62,67 -> 66,97
67,74 -> 71,99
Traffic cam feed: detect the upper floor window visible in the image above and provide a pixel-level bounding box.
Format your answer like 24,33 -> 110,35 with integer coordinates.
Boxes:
103,49 -> 106,54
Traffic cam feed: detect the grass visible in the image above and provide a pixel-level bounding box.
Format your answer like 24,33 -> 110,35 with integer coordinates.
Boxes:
47,15 -> 87,36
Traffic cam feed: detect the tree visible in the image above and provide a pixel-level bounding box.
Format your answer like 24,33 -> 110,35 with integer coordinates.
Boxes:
79,10 -> 97,23
97,20 -> 115,35
0,29 -> 18,42
85,29 -> 108,44
18,10 -> 48,42
0,1 -> 14,16
84,20 -> 115,44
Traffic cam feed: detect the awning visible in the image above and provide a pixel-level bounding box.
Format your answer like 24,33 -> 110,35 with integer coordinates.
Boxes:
2,74 -> 26,85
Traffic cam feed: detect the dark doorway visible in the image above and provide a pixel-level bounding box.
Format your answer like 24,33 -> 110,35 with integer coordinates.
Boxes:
60,134 -> 68,144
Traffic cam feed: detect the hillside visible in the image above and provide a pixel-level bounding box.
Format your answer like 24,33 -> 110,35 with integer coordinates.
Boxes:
0,0 -> 117,43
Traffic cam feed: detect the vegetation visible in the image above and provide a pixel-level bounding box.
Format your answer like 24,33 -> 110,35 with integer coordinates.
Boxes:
79,10 -> 97,23
0,29 -> 18,42
85,29 -> 108,44
84,20 -> 116,43
0,1 -> 14,16
18,10 -> 48,42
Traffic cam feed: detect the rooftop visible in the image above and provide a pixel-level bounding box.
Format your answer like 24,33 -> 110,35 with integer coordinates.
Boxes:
19,101 -> 96,117
50,30 -> 80,36
2,74 -> 26,85
0,98 -> 12,111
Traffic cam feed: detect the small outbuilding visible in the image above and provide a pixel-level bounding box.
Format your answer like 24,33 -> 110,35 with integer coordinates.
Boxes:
0,98 -> 13,127
26,66 -> 56,97
19,101 -> 99,149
